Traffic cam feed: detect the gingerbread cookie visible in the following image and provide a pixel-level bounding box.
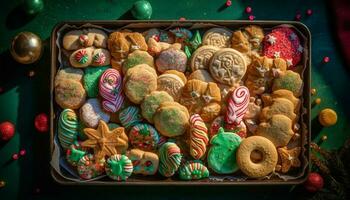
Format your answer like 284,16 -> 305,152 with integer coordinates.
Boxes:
141,91 -> 174,123
122,50 -> 154,74
158,142 -> 182,177
256,114 -> 294,147
190,45 -> 219,71
129,123 -> 160,151
272,70 -> 303,97
262,89 -> 300,113
260,98 -> 296,122
127,149 -> 159,175
63,29 -> 108,50
231,25 -> 264,53
202,28 -> 232,48
179,161 -> 209,180
277,147 -> 301,173
236,136 -> 278,178
156,48 -> 187,73
207,127 -> 241,174
81,120 -> 128,159
154,102 -> 190,137
209,48 -> 247,85
105,154 -> 133,181
55,79 -> 86,109
124,64 -> 157,104
188,69 -> 215,82
80,98 -> 110,128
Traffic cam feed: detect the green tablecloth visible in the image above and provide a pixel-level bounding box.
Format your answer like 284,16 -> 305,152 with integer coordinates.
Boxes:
1,0 -> 349,199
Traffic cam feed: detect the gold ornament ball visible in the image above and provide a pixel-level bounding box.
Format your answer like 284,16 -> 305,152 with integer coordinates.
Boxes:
10,32 -> 43,64
0,180 -> 5,187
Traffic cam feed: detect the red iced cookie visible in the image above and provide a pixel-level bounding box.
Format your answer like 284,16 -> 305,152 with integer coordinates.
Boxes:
263,27 -> 302,68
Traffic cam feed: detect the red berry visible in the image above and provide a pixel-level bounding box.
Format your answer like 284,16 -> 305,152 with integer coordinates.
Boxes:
0,87 -> 3,93
248,15 -> 255,21
295,13 -> 302,21
323,56 -> 330,63
145,161 -> 152,167
179,17 -> 186,21
245,6 -> 252,14
0,121 -> 15,141
304,172 -> 324,192
12,153 -> 19,160
306,9 -> 313,16
226,0 -> 232,7
19,149 -> 26,156
34,113 -> 49,133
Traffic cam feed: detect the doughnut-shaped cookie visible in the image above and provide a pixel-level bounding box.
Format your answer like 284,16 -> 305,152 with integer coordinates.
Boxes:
105,154 -> 133,181
190,45 -> 219,71
129,123 -> 160,151
209,48 -> 247,86
158,142 -> 182,177
236,136 -> 278,178
58,109 -> 79,149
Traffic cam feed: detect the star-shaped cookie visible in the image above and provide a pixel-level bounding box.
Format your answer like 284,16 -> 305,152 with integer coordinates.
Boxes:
277,146 -> 301,173
81,120 -> 128,160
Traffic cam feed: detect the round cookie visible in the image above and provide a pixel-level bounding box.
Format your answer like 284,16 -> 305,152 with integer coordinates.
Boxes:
236,136 -> 278,178
158,142 -> 182,177
119,106 -> 143,129
129,123 -> 160,151
127,149 -> 159,175
69,47 -> 94,68
122,50 -> 154,74
202,28 -> 232,48
163,70 -> 187,84
58,109 -> 79,150
105,154 -> 133,181
190,45 -> 219,71
318,108 -> 337,127
188,69 -> 215,82
91,48 -> 111,66
54,67 -> 84,87
272,70 -> 303,97
84,66 -> 109,98
66,141 -> 87,166
77,154 -> 105,180
124,64 -> 157,104
55,79 -> 86,109
179,161 -> 209,180
154,102 -> 190,137
209,48 -> 247,86
99,68 -> 124,113
207,127 -> 241,174
80,98 -> 110,128
155,48 -> 187,73
141,91 -> 174,123
157,72 -> 185,102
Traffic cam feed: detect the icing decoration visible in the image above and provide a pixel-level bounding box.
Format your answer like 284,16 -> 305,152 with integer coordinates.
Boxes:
179,161 -> 209,180
58,109 -> 79,150
189,30 -> 202,50
210,116 -> 247,138
66,142 -> 87,166
105,154 -> 133,181
158,142 -> 182,177
99,68 -> 124,113
207,127 -> 241,174
77,154 -> 105,180
189,114 -> 209,160
129,123 -> 160,151
225,86 -> 250,125
267,35 -> 276,45
170,27 -> 193,41
119,106 -> 143,129
79,34 -> 89,46
75,49 -> 89,64
274,51 -> 280,58
93,52 -> 106,65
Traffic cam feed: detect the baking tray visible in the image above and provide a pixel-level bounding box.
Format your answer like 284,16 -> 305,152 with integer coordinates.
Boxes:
50,20 -> 311,185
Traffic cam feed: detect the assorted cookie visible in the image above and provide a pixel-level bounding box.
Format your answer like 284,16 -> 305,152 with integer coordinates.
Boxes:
55,25 -> 306,181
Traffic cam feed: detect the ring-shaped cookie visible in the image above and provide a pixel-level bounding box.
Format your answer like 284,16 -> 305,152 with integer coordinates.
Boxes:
236,136 -> 278,178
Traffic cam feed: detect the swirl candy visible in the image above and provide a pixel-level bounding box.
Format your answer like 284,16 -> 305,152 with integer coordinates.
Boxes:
189,114 -> 209,160
105,154 -> 133,181
158,142 -> 182,177
99,68 -> 124,113
179,161 -> 209,180
225,86 -> 250,125
75,49 -> 89,64
58,109 -> 79,150
93,52 -> 106,65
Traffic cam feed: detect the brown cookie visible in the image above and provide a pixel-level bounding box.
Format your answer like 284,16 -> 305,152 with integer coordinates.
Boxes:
63,29 -> 108,50
127,149 -> 159,175
262,89 -> 300,114
202,28 -> 232,48
54,67 -> 84,87
260,98 -> 296,123
55,79 -> 86,109
188,69 -> 215,82
190,45 -> 219,71
157,72 -> 185,102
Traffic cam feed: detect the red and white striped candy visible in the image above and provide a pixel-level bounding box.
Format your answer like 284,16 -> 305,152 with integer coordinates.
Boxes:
99,68 -> 123,113
225,86 -> 250,125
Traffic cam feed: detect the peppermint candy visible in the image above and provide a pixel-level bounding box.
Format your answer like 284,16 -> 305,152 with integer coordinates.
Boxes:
99,69 -> 123,113
225,86 -> 250,125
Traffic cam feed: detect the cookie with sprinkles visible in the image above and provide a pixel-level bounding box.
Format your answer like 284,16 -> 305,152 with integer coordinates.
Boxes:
129,123 -> 160,151
263,27 -> 302,68
119,106 -> 143,129
105,154 -> 133,181
77,154 -> 105,180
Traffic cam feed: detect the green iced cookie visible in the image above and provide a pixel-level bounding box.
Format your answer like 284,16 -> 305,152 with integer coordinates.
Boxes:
141,91 -> 174,123
179,161 -> 209,180
122,50 -> 154,74
207,127 -> 241,174
105,154 -> 133,181
272,70 -> 302,97
83,66 -> 109,97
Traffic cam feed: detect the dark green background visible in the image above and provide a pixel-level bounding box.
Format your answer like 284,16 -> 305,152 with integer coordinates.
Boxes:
1,0 -> 349,199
